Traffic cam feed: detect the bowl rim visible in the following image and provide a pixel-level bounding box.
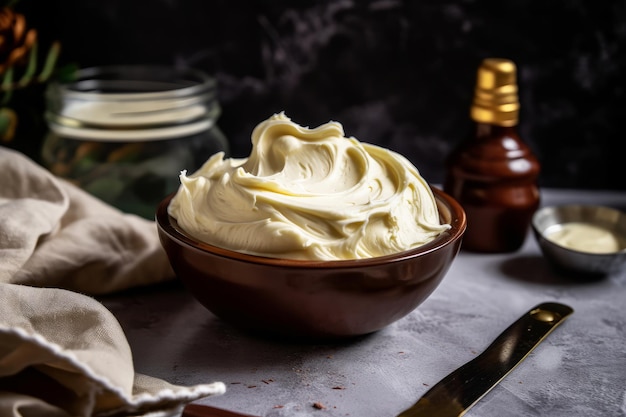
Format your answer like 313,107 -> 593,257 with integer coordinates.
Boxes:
156,186 -> 466,268
531,203 -> 626,256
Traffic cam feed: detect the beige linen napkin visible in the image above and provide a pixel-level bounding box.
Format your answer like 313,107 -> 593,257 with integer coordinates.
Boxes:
0,147 -> 225,416
1,147 -> 173,294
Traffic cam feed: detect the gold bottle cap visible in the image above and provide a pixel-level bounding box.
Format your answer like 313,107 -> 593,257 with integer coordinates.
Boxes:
470,58 -> 519,126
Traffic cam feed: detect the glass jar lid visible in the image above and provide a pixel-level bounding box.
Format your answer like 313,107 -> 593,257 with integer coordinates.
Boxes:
45,65 -> 221,141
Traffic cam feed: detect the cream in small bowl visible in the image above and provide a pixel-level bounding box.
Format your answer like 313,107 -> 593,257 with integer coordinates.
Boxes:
532,204 -> 626,276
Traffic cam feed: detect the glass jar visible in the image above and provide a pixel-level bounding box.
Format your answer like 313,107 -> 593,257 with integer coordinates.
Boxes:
41,65 -> 230,219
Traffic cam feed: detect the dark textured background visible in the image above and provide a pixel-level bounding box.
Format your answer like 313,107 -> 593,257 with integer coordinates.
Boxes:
16,0 -> 626,190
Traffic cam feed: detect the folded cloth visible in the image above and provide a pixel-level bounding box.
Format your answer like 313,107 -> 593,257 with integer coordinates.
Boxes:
0,147 -> 174,294
0,148 -> 225,416
0,284 -> 225,417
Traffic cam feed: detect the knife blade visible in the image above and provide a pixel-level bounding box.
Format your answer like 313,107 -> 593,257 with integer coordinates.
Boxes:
396,301 -> 573,417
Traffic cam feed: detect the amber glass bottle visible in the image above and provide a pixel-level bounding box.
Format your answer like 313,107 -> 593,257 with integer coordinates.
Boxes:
444,58 -> 540,253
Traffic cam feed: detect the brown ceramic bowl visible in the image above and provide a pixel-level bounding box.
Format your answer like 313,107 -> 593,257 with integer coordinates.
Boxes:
156,186 -> 466,340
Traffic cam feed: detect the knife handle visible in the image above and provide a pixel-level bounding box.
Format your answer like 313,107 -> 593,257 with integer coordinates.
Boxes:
398,302 -> 574,417
182,403 -> 259,417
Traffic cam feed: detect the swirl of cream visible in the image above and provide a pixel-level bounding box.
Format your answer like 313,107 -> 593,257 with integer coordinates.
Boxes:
168,112 -> 450,260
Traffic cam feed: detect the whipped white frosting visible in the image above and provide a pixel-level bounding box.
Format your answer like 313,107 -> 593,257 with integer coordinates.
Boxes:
168,112 -> 450,260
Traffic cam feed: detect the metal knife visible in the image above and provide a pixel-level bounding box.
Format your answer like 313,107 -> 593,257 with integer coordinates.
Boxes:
396,301 -> 574,417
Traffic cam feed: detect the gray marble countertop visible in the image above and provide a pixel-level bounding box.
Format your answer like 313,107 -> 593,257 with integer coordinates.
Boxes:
102,188 -> 626,417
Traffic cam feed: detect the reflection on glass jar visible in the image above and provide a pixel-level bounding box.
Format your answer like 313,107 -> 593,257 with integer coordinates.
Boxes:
41,65 -> 230,219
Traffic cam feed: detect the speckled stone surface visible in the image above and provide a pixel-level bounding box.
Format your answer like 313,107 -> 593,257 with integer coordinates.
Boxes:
102,188 -> 626,417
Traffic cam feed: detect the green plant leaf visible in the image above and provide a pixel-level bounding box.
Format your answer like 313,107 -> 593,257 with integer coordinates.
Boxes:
1,68 -> 14,106
18,41 -> 38,87
53,62 -> 79,83
0,109 -> 11,133
0,107 -> 17,142
38,41 -> 61,83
